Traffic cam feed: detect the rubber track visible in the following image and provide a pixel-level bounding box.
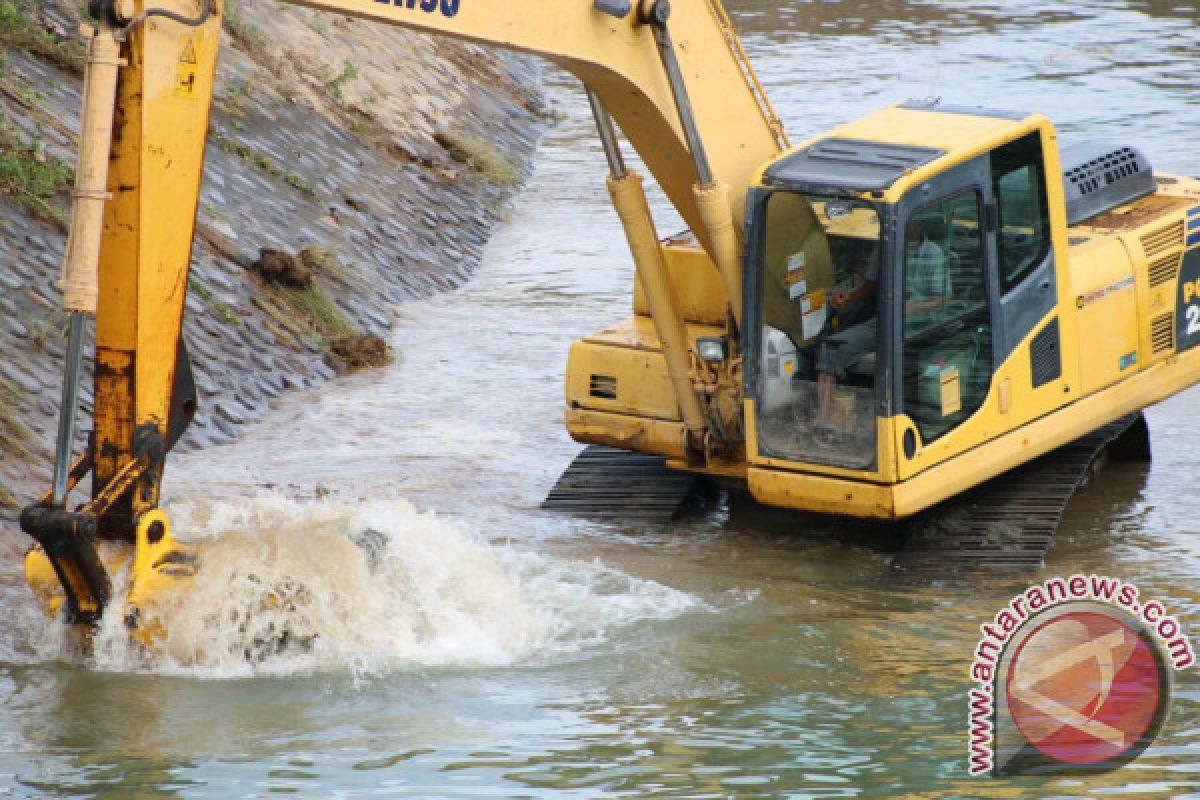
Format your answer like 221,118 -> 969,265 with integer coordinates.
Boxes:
894,414 -> 1146,573
541,446 -> 699,525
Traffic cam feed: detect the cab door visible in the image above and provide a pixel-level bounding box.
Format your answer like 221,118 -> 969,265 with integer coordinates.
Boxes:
990,132 -> 1058,359
890,155 -> 998,469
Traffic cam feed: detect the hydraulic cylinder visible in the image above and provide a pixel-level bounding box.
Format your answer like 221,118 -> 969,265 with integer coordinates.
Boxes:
60,26 -> 122,315
52,25 -> 123,508
607,172 -> 708,447
693,181 -> 743,326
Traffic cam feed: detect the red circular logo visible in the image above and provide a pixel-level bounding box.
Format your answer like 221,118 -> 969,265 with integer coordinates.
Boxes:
1005,611 -> 1164,765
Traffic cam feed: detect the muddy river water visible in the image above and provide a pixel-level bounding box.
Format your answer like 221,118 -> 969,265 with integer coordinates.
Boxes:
3,1 -> 1200,796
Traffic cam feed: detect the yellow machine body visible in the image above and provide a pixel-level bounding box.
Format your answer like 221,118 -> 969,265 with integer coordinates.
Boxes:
567,105 -> 1200,519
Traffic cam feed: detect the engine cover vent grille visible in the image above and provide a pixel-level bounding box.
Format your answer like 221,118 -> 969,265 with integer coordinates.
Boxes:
589,375 -> 618,400
1151,313 -> 1175,354
1030,318 -> 1062,389
1148,253 -> 1181,287
1142,220 -> 1185,260
1061,142 -> 1155,226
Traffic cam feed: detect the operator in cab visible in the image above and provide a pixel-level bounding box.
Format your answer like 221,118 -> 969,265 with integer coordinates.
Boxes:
814,239 -> 880,410
757,194 -> 885,465
757,194 -> 955,465
816,213 -> 952,393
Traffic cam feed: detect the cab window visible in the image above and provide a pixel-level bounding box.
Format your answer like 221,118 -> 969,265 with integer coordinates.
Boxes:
902,190 -> 993,443
755,192 -> 881,470
992,133 -> 1051,292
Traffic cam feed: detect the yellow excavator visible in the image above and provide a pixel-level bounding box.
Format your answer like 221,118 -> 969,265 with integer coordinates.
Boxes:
18,0 -> 1200,631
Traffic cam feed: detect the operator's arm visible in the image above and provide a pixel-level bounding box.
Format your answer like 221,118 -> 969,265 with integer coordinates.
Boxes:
906,295 -> 950,315
830,243 -> 881,309
904,241 -> 953,317
830,274 -> 877,309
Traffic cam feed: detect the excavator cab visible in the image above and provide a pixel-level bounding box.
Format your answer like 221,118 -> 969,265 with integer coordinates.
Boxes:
748,179 -> 1000,466
739,107 -> 1063,515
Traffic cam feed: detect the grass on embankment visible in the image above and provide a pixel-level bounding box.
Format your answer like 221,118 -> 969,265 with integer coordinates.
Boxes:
0,3 -> 78,226
0,123 -> 72,227
435,131 -> 520,186
0,1 -> 84,73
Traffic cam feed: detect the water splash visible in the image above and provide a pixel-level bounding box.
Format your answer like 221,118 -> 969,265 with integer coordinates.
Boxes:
22,496 -> 696,678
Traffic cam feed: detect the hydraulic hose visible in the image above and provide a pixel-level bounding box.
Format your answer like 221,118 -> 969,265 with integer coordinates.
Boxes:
121,0 -> 213,33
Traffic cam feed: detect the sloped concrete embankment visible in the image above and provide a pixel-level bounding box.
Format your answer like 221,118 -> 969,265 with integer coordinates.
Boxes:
0,1 -> 548,549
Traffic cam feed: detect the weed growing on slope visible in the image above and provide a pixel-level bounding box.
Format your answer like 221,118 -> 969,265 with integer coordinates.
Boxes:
434,131 -> 520,186
0,1 -> 84,73
189,276 -> 243,328
0,123 -> 73,227
212,131 -> 317,200
223,0 -> 267,53
327,59 -> 359,103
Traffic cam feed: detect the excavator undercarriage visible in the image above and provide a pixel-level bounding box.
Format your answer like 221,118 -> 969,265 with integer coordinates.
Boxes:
545,412 -> 1152,573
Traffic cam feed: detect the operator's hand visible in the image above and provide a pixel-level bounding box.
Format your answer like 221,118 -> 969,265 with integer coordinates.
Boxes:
830,290 -> 849,309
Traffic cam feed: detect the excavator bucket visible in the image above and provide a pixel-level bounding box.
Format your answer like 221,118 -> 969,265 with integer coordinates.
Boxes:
24,510 -> 197,645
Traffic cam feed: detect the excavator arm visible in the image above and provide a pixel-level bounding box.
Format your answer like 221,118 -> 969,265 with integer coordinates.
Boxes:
20,0 -> 786,628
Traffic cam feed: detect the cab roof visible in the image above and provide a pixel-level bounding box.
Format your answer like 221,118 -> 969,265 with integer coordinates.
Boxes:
760,101 -> 1041,198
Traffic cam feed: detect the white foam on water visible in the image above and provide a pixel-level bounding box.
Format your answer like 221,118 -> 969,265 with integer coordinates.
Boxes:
28,496 -> 697,679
